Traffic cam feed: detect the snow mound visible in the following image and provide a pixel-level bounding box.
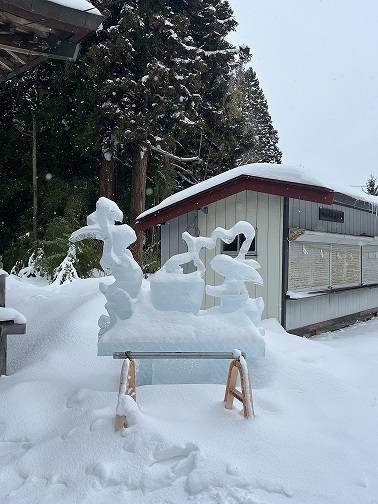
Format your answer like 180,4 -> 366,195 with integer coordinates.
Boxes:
1,277 -> 378,503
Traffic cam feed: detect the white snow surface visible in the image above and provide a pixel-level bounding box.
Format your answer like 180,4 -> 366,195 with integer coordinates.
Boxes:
0,306 -> 26,324
138,163 -> 328,219
138,162 -> 378,221
49,0 -> 101,16
2,275 -> 378,503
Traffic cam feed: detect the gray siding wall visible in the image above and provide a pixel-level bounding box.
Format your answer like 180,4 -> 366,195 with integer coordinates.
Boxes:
160,191 -> 283,321
287,198 -> 378,331
286,286 -> 378,331
289,199 -> 378,236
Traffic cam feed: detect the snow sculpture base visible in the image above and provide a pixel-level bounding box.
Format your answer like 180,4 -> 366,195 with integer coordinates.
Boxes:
98,287 -> 265,386
150,270 -> 204,314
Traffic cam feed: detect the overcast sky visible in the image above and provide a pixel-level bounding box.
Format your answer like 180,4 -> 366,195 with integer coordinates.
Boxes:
229,0 -> 378,192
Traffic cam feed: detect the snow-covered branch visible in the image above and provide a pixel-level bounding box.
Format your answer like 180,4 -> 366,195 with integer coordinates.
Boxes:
148,142 -> 201,163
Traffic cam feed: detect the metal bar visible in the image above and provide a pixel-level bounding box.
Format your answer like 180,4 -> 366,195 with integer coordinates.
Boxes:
113,351 -> 246,360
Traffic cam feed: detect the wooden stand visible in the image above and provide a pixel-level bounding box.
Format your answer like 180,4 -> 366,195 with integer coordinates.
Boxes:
224,357 -> 255,418
113,351 -> 255,431
114,358 -> 136,431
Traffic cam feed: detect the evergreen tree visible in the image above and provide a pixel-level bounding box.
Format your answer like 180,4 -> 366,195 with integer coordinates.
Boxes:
234,65 -> 282,165
0,0 -> 282,271
80,0 -> 247,260
365,174 -> 378,195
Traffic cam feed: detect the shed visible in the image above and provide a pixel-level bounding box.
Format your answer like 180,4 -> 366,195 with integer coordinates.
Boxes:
136,163 -> 378,336
0,0 -> 103,82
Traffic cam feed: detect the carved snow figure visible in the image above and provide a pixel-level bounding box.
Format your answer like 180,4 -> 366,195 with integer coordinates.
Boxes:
150,220 -> 264,318
70,197 -> 143,333
149,231 -> 212,313
207,223 -> 264,321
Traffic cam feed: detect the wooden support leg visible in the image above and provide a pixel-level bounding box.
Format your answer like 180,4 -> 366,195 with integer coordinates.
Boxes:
224,358 -> 254,418
115,358 -> 137,431
0,327 -> 7,377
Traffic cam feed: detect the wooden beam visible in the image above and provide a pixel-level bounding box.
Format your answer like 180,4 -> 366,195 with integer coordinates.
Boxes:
0,53 -> 14,70
0,54 -> 46,82
0,23 -> 16,35
0,40 -> 80,60
3,47 -> 26,64
0,32 -> 48,50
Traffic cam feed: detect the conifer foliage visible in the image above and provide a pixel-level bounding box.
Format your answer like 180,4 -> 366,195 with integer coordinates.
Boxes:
365,174 -> 378,196
234,65 -> 282,165
0,0 -> 282,273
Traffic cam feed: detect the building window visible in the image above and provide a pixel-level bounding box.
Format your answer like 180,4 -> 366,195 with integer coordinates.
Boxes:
288,242 -> 330,291
222,234 -> 256,256
319,207 -> 345,223
289,240 -> 364,292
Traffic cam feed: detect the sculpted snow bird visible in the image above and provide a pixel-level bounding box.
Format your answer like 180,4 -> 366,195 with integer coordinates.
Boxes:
70,197 -> 143,334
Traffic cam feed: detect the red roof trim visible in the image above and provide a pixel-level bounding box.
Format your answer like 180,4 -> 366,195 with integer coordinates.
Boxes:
135,175 -> 335,231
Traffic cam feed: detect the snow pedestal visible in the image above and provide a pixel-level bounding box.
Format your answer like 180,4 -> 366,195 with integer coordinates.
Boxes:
98,292 -> 265,385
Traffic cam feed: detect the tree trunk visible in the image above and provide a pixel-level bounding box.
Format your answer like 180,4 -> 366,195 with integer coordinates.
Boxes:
99,155 -> 116,199
32,113 -> 37,243
130,144 -> 148,265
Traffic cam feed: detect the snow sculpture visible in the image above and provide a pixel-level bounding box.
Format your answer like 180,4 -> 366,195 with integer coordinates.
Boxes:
150,220 -> 264,321
206,222 -> 264,321
70,197 -> 143,333
149,231 -> 212,313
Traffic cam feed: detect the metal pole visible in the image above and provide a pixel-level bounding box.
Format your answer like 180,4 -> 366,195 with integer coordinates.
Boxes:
113,351 -> 246,360
32,112 -> 37,242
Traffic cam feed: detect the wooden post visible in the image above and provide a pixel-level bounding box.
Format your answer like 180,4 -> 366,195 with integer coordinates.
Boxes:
0,270 -> 6,376
0,270 -> 5,308
0,326 -> 6,377
224,358 -> 254,418
115,358 -> 137,431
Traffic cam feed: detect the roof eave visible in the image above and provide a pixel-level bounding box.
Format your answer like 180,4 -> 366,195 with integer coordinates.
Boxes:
135,175 -> 335,231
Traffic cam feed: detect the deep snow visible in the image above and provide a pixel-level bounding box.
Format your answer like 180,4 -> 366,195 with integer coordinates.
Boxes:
1,276 -> 378,503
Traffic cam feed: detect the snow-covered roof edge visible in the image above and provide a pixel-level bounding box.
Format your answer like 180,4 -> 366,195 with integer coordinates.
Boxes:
48,0 -> 102,17
136,163 -> 378,230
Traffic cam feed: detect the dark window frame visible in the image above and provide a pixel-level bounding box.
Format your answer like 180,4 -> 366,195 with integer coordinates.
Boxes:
222,233 -> 257,256
319,207 -> 345,223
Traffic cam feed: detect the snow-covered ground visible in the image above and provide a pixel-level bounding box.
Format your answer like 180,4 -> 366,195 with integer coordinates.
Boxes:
1,276 -> 378,503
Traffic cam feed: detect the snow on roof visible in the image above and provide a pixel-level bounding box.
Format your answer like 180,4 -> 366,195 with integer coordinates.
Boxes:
138,163 -> 378,223
138,163 -> 331,220
49,0 -> 102,16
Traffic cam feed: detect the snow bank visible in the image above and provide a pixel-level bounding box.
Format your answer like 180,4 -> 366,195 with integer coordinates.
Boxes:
2,277 -> 378,503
